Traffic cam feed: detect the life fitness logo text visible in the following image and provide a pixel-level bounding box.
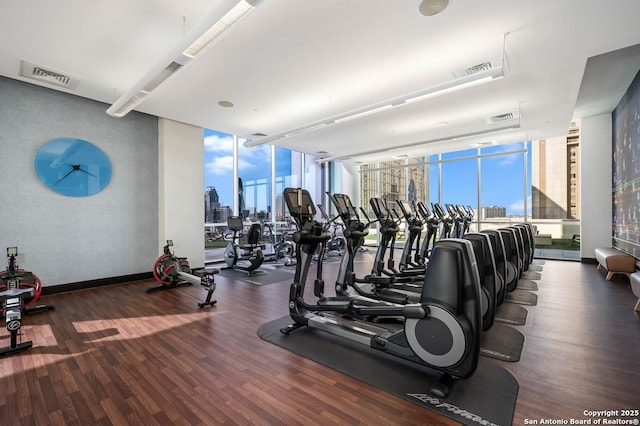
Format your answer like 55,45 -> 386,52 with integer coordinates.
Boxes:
408,393 -> 500,426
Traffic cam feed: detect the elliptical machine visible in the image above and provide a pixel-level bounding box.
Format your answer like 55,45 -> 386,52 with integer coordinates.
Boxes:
414,200 -> 439,261
223,216 -> 265,275
280,187 -> 482,398
150,240 -> 218,308
0,247 -> 54,357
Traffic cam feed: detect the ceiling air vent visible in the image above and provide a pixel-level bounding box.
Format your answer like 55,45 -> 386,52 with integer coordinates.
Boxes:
19,60 -> 81,90
486,110 -> 520,124
465,61 -> 492,75
453,56 -> 501,79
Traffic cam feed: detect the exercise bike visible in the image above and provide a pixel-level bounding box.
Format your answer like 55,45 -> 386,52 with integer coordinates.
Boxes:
223,216 -> 265,275
150,240 -> 218,308
0,247 -> 55,357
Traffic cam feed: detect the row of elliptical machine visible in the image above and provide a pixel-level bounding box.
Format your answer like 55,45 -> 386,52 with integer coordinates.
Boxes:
279,187 -> 483,397
367,198 -> 502,332
330,193 -> 420,304
0,247 -> 54,356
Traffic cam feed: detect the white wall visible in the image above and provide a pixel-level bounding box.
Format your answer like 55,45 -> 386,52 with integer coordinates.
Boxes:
0,77 -> 158,286
580,114 -> 613,259
158,119 -> 205,268
339,162 -> 360,205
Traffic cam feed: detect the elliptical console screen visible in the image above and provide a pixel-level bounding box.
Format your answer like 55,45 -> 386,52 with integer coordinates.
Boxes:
7,247 -> 17,257
370,198 -> 388,218
398,200 -> 413,216
332,194 -> 358,219
284,188 -> 315,217
227,216 -> 244,231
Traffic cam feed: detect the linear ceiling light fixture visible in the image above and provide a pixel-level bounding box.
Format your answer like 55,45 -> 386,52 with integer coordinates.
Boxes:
244,53 -> 505,147
107,0 -> 261,118
315,120 -> 521,164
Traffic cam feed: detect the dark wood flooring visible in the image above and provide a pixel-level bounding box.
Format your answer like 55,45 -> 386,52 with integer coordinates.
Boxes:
1,254 -> 639,425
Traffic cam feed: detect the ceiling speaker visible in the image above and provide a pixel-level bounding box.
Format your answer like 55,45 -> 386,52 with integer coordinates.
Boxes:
419,0 -> 449,16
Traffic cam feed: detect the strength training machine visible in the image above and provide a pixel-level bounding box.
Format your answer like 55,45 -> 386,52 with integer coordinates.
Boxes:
151,240 -> 218,308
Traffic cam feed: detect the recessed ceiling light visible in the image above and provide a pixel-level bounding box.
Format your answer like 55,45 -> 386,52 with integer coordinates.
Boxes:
419,0 -> 449,16
470,141 -> 497,148
218,100 -> 234,108
437,121 -> 449,126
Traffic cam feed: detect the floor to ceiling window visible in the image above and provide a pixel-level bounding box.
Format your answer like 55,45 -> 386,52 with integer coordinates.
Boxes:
357,132 -> 580,260
204,129 -> 235,220
204,124 -> 581,260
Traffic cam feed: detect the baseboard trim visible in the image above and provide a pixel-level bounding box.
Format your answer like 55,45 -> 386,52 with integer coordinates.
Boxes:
581,257 -> 598,264
42,272 -> 153,295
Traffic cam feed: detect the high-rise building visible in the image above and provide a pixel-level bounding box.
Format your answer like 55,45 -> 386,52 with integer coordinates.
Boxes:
204,186 -> 220,222
481,206 -> 507,219
531,121 -> 581,219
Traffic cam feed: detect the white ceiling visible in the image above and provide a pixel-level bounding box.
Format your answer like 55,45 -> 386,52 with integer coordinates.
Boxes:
2,0 -> 640,163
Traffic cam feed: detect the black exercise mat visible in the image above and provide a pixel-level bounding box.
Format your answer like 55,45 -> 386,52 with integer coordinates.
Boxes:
480,323 -> 525,362
517,279 -> 539,291
258,316 -> 519,426
521,271 -> 542,280
217,266 -> 294,285
504,289 -> 538,306
494,303 -> 528,326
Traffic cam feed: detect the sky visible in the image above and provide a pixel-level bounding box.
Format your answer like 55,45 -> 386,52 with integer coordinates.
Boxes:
205,128 -> 532,216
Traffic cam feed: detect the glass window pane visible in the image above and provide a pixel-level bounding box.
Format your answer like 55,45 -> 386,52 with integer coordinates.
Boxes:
480,142 -> 523,155
442,149 -> 476,160
204,129 -> 234,224
480,145 -> 525,228
275,147 -> 301,220
238,143 -> 271,221
441,157 -> 477,208
359,163 -> 378,220
428,154 -> 439,205
407,157 -> 426,204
